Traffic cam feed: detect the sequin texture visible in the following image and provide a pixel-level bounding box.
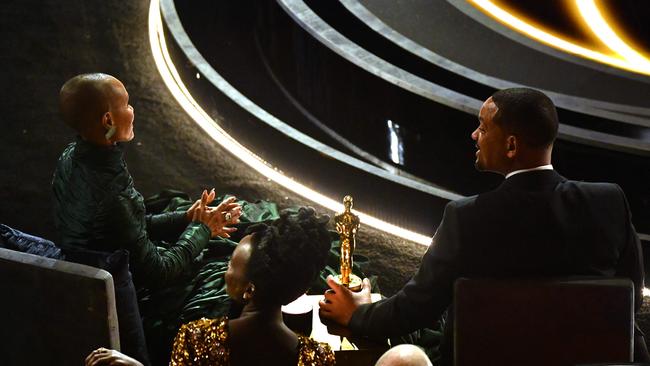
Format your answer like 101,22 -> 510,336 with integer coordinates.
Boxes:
297,336 -> 336,366
170,317 -> 335,365
171,317 -> 229,365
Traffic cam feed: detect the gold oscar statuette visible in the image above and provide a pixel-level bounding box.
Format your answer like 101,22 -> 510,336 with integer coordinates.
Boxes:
334,195 -> 362,292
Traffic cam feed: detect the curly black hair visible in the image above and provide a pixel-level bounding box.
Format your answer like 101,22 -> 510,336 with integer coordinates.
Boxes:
244,207 -> 331,307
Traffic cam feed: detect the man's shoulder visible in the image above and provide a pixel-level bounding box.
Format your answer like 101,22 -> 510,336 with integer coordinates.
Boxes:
443,195 -> 484,224
559,179 -> 619,190
449,195 -> 479,208
445,178 -> 625,215
557,179 -> 624,200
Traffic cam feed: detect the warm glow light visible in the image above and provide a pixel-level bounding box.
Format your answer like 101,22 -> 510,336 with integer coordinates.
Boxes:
469,0 -> 650,76
148,0 -> 432,245
575,0 -> 650,68
644,287 -> 650,298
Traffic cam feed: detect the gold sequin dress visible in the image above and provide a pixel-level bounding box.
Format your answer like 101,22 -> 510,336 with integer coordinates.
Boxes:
171,317 -> 336,365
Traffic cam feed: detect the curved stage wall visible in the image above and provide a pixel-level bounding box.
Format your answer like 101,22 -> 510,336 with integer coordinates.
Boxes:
358,0 -> 650,107
157,0 -> 452,240
158,0 -> 650,239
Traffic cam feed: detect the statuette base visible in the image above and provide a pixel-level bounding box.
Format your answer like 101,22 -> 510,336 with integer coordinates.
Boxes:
334,274 -> 363,292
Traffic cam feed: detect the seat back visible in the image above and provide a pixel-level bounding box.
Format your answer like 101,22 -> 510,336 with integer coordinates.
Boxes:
0,247 -> 119,365
454,277 -> 634,366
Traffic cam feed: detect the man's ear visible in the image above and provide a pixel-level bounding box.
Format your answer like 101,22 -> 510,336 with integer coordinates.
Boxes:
506,135 -> 517,159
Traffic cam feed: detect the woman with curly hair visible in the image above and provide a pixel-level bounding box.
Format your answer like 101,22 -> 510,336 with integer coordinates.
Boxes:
170,207 -> 336,365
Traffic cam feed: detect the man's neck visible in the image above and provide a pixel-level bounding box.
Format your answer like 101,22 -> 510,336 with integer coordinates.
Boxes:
502,146 -> 553,176
505,164 -> 553,179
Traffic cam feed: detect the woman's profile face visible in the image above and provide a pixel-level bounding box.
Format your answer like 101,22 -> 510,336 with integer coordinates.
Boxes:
225,235 -> 254,302
106,79 -> 135,143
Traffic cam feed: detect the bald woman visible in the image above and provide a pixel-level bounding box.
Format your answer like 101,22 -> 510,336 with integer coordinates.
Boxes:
53,73 -> 240,288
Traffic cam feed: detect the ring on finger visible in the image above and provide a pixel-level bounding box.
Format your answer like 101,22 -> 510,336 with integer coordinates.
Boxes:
224,212 -> 232,221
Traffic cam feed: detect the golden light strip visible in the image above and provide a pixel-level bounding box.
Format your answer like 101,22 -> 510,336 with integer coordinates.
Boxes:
147,0 -> 432,245
469,0 -> 650,76
575,0 -> 650,68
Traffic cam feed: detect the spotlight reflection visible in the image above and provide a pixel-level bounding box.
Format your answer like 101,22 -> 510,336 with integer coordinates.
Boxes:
470,0 -> 650,76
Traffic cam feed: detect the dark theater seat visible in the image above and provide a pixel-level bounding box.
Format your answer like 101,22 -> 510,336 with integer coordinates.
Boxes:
0,247 -> 120,365
454,277 -> 634,366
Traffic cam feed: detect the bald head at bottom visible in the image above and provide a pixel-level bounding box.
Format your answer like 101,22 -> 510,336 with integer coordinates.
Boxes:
375,345 -> 432,366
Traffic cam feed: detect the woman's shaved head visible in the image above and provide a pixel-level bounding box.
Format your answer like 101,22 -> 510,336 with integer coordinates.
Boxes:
59,73 -> 134,145
59,73 -> 117,133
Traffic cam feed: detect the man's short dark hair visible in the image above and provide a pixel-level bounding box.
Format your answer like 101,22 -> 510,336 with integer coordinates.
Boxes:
490,88 -> 559,148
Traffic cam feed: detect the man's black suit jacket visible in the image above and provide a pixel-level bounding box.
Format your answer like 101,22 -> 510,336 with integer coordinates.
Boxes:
349,170 -> 644,361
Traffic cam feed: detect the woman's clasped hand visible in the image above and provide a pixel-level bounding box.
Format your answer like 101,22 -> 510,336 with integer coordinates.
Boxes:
186,189 -> 242,238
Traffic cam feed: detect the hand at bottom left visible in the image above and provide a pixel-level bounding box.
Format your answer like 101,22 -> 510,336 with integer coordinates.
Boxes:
85,348 -> 144,366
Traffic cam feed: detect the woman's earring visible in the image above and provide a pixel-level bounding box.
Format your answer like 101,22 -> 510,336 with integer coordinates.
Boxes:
105,126 -> 116,141
242,284 -> 255,304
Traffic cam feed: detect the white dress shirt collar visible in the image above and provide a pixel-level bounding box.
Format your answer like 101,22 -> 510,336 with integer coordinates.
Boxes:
505,164 -> 554,179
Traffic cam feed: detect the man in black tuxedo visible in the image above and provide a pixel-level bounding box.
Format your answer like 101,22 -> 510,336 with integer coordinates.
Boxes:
319,88 -> 647,363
